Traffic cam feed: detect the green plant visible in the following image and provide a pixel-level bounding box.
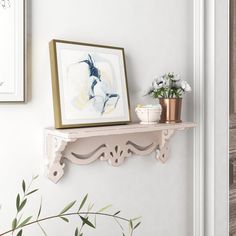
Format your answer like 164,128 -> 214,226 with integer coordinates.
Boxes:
147,72 -> 192,98
0,176 -> 141,236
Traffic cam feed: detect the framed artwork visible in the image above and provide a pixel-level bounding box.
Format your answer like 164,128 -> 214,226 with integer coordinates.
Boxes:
0,0 -> 26,102
49,39 -> 131,128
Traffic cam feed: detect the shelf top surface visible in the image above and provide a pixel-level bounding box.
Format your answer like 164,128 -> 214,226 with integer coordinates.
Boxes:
45,122 -> 197,139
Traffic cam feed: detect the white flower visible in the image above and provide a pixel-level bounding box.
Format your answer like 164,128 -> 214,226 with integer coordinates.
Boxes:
152,80 -> 158,90
166,73 -> 181,82
152,76 -> 166,89
173,80 -> 182,88
181,81 -> 192,92
171,73 -> 181,81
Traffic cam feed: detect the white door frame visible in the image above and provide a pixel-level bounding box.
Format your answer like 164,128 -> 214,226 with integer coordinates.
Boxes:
193,0 -> 205,235
194,0 -> 229,235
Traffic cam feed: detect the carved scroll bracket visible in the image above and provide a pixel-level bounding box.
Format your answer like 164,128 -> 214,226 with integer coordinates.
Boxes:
44,123 -> 196,183
44,134 -> 77,183
155,129 -> 175,163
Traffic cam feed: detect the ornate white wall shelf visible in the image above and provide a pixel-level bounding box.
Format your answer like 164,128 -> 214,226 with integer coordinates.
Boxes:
44,122 -> 196,183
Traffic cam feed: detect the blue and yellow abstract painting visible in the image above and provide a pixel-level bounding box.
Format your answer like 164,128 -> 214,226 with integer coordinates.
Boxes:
55,42 -> 130,125
72,54 -> 120,115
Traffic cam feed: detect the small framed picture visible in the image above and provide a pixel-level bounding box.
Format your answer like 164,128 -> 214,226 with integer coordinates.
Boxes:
0,0 -> 26,102
49,39 -> 131,128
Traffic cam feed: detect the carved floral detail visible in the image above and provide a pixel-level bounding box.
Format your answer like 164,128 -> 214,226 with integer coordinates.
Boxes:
45,135 -> 76,183
156,130 -> 175,163
69,141 -> 157,167
45,131 -> 176,183
43,124 -> 194,183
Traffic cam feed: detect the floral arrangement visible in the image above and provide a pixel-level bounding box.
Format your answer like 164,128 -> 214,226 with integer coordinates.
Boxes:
1,0 -> 10,9
147,73 -> 191,99
0,176 -> 141,236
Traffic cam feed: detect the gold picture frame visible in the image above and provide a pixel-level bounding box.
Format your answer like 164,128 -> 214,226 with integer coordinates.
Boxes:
49,39 -> 131,128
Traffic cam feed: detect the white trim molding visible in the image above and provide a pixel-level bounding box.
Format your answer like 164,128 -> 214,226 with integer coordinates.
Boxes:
194,0 -> 229,235
193,0 -> 205,235
195,0 -> 230,236
204,0 -> 216,235
211,0 -> 229,235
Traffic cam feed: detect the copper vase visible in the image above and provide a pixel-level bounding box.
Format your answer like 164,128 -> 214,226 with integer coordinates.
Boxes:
159,98 -> 182,123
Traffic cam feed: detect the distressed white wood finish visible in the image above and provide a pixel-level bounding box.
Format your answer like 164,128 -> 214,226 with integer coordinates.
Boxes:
45,122 -> 196,183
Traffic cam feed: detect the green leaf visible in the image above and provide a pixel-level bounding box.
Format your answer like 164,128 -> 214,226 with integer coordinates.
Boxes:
60,216 -> 69,223
79,234 -> 83,236
134,222 -> 141,230
18,199 -> 27,213
26,189 -> 39,196
16,194 -> 20,211
37,198 -> 42,220
113,217 -> 124,230
129,220 -> 133,230
60,200 -> 76,215
97,204 -> 112,213
38,222 -> 48,236
33,175 -> 39,180
88,202 -> 94,211
74,227 -> 79,236
94,215 -> 97,228
16,229 -> 23,236
18,214 -> 23,224
114,211 -> 121,216
18,216 -> 32,228
131,217 -> 142,222
22,180 -> 26,193
79,216 -> 95,229
78,194 -> 88,212
12,218 -> 17,230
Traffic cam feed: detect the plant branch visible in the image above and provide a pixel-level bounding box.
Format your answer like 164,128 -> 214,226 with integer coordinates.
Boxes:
0,212 -> 130,236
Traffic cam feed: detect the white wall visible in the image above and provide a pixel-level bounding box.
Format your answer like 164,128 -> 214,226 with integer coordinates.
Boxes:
0,0 -> 194,235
